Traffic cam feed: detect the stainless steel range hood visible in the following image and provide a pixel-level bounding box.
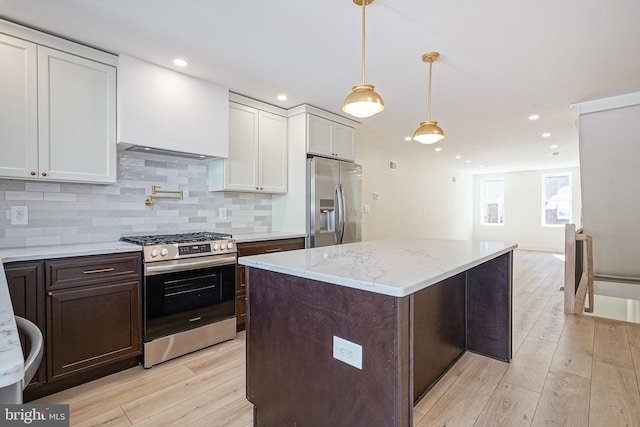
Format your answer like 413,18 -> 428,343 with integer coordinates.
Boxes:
121,144 -> 215,160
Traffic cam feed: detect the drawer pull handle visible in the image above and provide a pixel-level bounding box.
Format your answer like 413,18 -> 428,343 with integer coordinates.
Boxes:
265,248 -> 282,253
82,267 -> 115,274
47,292 -> 53,297
189,317 -> 202,322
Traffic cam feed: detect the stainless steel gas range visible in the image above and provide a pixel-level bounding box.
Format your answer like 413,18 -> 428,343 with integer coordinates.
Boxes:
121,232 -> 237,368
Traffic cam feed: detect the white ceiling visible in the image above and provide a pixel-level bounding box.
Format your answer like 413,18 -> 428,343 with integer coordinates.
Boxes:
2,0 -> 639,173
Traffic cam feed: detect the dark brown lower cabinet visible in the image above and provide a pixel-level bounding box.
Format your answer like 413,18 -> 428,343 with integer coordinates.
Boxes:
47,280 -> 141,381
4,261 -> 47,390
236,237 -> 305,331
4,252 -> 142,401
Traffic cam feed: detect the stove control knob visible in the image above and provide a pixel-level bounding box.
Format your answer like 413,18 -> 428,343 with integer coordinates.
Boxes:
160,248 -> 169,257
227,242 -> 234,249
214,244 -> 221,251
150,249 -> 159,257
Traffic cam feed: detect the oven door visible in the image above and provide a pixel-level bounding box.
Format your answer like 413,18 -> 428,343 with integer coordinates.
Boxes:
143,256 -> 236,342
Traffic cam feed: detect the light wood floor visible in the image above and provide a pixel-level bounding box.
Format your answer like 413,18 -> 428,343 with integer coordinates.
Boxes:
35,250 -> 640,427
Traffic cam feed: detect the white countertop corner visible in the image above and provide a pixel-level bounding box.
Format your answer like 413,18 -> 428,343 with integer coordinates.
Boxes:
0,268 -> 25,388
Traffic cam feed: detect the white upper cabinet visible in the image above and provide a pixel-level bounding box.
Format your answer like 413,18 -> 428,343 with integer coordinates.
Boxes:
208,98 -> 287,193
0,23 -> 117,184
38,47 -> 116,183
118,54 -> 229,159
0,33 -> 38,179
307,113 -> 355,162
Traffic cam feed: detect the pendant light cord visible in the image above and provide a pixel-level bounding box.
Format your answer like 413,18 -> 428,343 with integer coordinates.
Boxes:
427,60 -> 433,121
361,0 -> 366,85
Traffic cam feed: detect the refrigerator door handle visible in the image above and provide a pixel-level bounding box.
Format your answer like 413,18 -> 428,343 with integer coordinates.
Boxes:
335,184 -> 346,244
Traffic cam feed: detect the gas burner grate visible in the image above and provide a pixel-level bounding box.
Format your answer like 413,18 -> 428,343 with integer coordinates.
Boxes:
121,231 -> 232,246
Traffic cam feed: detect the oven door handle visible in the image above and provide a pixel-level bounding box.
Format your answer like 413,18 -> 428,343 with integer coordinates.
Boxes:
145,254 -> 237,276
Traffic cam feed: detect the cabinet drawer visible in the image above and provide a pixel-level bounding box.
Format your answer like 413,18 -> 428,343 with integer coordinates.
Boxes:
46,252 -> 142,290
237,237 -> 305,257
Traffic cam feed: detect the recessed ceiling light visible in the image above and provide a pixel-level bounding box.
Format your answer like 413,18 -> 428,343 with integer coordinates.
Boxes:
542,132 -> 551,138
465,160 -> 471,164
550,144 -> 558,149
434,147 -> 442,152
173,58 -> 188,67
143,147 -> 151,151
455,155 -> 461,159
404,136 -> 412,142
277,94 -> 287,101
528,114 -> 540,121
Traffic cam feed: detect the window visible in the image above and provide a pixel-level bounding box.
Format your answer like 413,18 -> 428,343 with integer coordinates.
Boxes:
543,174 -> 571,226
481,178 -> 504,225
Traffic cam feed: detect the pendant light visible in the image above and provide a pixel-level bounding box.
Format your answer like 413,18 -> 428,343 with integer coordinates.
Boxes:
413,52 -> 444,144
342,0 -> 384,118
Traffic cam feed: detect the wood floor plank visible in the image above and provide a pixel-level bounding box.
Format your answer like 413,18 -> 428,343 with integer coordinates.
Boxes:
185,396 -> 253,427
416,353 -> 508,426
550,314 -> 594,379
593,318 -> 634,369
626,322 -> 640,384
130,375 -> 246,427
530,368 -> 590,427
590,361 -> 640,427
69,365 -> 197,425
501,325 -> 560,393
413,351 -> 475,415
122,352 -> 245,423
474,382 -> 540,427
412,409 -> 426,427
73,407 -> 132,427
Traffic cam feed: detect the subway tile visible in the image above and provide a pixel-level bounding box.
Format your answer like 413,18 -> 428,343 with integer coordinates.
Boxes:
5,191 -> 44,201
44,192 -> 77,202
25,182 -> 61,193
26,235 -> 62,246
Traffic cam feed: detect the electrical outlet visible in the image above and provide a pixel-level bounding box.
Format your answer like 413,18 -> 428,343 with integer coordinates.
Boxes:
333,336 -> 363,369
11,206 -> 28,225
364,204 -> 370,213
218,207 -> 227,220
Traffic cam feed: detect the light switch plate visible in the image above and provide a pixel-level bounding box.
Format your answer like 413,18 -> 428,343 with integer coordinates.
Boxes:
333,336 -> 362,369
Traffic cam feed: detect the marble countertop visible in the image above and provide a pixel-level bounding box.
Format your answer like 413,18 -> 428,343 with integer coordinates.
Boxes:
233,231 -> 306,244
0,241 -> 142,388
239,238 -> 517,297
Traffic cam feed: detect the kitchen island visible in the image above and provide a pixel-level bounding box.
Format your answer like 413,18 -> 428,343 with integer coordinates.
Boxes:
239,238 -> 516,427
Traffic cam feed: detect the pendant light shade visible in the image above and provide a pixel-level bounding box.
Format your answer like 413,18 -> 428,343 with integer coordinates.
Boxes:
413,52 -> 444,144
413,121 -> 445,144
343,0 -> 384,118
343,84 -> 384,118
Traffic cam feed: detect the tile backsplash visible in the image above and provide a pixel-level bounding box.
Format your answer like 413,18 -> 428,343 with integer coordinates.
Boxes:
0,149 -> 272,248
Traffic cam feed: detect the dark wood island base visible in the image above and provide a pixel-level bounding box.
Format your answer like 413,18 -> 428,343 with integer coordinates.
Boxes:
245,250 -> 513,427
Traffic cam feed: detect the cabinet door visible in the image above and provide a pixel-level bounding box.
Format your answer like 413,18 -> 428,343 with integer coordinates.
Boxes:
333,123 -> 356,162
46,280 -> 141,381
0,34 -> 38,179
307,114 -> 333,157
258,111 -> 288,193
38,46 -> 116,183
4,261 -> 46,389
226,103 -> 259,191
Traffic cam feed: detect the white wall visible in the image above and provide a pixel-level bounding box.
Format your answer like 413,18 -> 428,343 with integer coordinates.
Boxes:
355,142 -> 473,241
577,97 -> 640,277
472,167 -> 582,252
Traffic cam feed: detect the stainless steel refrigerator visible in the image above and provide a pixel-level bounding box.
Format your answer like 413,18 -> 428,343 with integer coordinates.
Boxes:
307,157 -> 362,248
